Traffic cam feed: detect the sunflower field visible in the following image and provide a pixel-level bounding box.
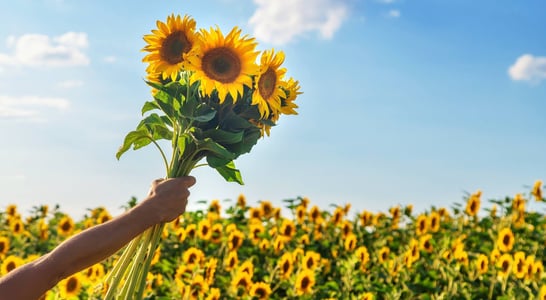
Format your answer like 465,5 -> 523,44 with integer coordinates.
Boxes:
0,180 -> 545,300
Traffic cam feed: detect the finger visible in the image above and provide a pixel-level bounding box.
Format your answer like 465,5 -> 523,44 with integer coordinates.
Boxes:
180,176 -> 196,187
152,178 -> 164,185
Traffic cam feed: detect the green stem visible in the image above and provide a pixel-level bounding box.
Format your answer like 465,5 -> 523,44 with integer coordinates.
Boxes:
147,136 -> 169,173
119,229 -> 153,299
104,235 -> 142,300
134,224 -> 165,299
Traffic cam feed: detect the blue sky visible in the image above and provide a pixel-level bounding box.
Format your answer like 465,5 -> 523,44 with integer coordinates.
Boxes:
1,0 -> 545,218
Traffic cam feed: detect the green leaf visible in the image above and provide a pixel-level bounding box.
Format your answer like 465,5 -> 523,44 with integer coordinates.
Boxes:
214,161 -> 243,185
206,156 -> 232,168
115,129 -> 150,160
186,110 -> 216,122
198,138 -> 235,160
202,129 -> 244,145
141,101 -> 160,115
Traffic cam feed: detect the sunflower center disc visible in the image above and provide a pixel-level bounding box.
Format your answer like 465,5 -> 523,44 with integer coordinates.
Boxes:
258,68 -> 277,100
67,277 -> 78,292
202,47 -> 242,83
161,31 -> 191,64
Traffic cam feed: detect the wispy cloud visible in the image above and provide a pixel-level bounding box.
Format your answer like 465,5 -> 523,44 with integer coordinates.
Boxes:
0,95 -> 70,120
249,0 -> 349,45
57,79 -> 84,89
508,54 -> 546,84
387,9 -> 401,18
0,32 -> 89,68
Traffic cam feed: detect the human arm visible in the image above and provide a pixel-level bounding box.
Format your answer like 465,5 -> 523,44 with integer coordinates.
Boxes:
0,176 -> 195,300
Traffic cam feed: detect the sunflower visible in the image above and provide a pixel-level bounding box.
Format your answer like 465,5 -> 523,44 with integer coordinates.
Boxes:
228,229 -> 245,250
189,275 -> 209,299
302,251 -> 321,271
389,206 -> 401,220
250,282 -> 272,300
378,246 -> 390,263
356,246 -> 370,266
204,258 -> 218,285
525,255 -> 535,281
9,218 -> 24,236
142,14 -> 197,81
540,285 -> 546,300
183,247 -> 205,268
513,251 -> 527,279
6,204 -> 17,216
238,260 -> 255,278
344,233 -> 357,252
361,292 -> 375,300
330,207 -> 344,226
295,205 -> 306,224
175,227 -> 187,243
210,223 -> 223,244
224,250 -> 238,272
237,194 -> 247,208
251,49 -> 287,117
475,254 -> 489,275
497,228 -> 515,252
1,255 -> 23,275
198,219 -> 212,241
273,236 -> 285,254
294,269 -> 315,296
249,222 -> 265,245
341,220 -> 353,239
59,273 -> 82,299
532,180 -> 543,201
490,248 -> 501,264
151,247 -> 161,265
278,252 -> 294,280
409,239 -> 420,263
308,205 -> 321,224
497,253 -> 512,279
428,211 -> 441,232
280,219 -> 296,241
209,199 -> 221,214
57,215 -> 75,237
186,26 -> 259,102
280,77 -> 301,115
419,234 -> 433,253
206,288 -> 221,300
360,211 -> 373,227
231,271 -> 252,295
534,261 -> 544,281
512,193 -> 526,211
415,214 -> 428,236
175,265 -> 193,282
259,200 -> 274,219
259,239 -> 269,252
465,190 -> 481,216
0,236 -> 9,256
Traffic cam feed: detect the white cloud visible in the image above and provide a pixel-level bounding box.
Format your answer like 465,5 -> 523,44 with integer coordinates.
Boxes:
103,55 -> 117,63
58,79 -> 84,88
387,9 -> 401,18
0,32 -> 89,68
508,54 -> 546,83
0,95 -> 70,120
249,0 -> 349,45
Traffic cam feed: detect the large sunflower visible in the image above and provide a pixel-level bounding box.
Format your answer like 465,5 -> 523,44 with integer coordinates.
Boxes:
278,252 -> 293,280
142,14 -> 197,81
475,254 -> 489,275
59,274 -> 82,299
57,215 -> 75,237
1,255 -> 23,275
497,228 -> 515,253
249,282 -> 272,300
294,269 -> 315,296
465,190 -> 481,216
0,236 -> 10,256
186,26 -> 259,103
252,49 -> 287,117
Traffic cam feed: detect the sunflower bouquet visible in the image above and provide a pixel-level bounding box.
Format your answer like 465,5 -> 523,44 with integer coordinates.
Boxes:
101,14 -> 300,299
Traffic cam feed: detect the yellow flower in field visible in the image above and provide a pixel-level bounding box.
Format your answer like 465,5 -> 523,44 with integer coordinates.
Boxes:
204,258 -> 218,285
300,233 -> 310,245
456,251 -> 469,267
475,254 -> 489,275
341,220 -> 353,239
428,211 -> 441,233
378,246 -> 390,263
175,227 -> 187,243
1,255 -> 23,275
59,273 -> 82,299
209,199 -> 221,214
252,49 -> 287,118
403,250 -> 413,268
295,205 -> 306,224
361,292 -> 375,300
490,204 -> 497,218
6,204 -> 17,216
186,224 -> 197,239
280,77 -> 301,115
237,194 -> 247,208
206,288 -> 221,300
259,200 -> 274,219
238,260 -> 255,278
97,210 -> 112,224
490,248 -> 501,264
330,207 -> 344,226
419,234 -> 433,253
151,247 -> 161,265
512,193 -> 526,211
273,207 -> 282,220
465,190 -> 481,216
302,251 -> 321,271
524,255 -> 535,281
9,218 -> 24,236
308,206 -> 321,224
210,223 -> 223,244
183,247 -> 205,268
175,265 -> 193,282
278,252 -> 294,280
389,206 -> 401,220
250,281 -> 271,300
295,269 -> 315,296
225,250 -> 238,272
249,207 -> 262,220
409,238 -> 420,262
189,274 -> 209,299
142,14 -> 197,81
292,248 -> 304,262
228,229 -> 245,250
186,26 -> 259,102
497,228 -> 515,252
355,246 -> 370,267
532,180 -> 543,201
497,253 -> 512,279
539,285 -> 546,300
280,219 -> 296,241
415,214 -> 428,235
38,218 -> 49,241
249,222 -> 265,245
198,219 -> 212,241
57,215 -> 75,237
442,250 -> 452,261
360,210 -> 373,227
345,233 -> 357,252
231,271 -> 252,294
513,251 -> 526,279
259,239 -> 269,252
0,236 -> 9,256
512,210 -> 525,228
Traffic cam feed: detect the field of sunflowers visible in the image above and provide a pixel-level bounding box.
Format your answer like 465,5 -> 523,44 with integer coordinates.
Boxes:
0,180 -> 545,299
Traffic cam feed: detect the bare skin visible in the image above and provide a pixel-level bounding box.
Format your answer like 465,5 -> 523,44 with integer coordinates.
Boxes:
0,176 -> 195,300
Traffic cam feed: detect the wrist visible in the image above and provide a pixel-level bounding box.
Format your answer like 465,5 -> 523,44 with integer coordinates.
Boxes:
132,199 -> 162,227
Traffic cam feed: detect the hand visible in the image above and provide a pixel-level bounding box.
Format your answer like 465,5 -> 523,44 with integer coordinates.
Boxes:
141,176 -> 196,223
